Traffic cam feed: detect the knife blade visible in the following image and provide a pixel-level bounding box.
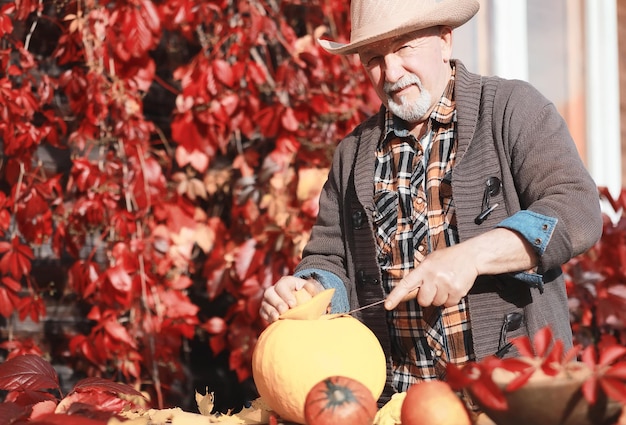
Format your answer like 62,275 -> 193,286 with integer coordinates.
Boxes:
346,299 -> 386,315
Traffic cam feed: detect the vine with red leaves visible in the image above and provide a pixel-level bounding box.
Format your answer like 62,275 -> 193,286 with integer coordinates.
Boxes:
0,354 -> 147,424
0,0 -> 376,412
565,187 -> 626,347
447,326 -> 626,412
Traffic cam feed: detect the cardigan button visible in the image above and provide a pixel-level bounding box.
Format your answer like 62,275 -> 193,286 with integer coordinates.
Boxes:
352,210 -> 365,229
357,269 -> 366,285
356,270 -> 379,286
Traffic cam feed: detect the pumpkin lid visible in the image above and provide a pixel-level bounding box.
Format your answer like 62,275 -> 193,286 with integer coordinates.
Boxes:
279,288 -> 335,320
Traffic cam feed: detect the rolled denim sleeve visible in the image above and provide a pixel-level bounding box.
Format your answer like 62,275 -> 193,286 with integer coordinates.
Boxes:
496,210 -> 558,292
294,268 -> 350,313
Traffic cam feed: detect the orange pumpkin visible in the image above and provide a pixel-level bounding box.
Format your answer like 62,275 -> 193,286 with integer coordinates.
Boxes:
252,289 -> 387,424
305,375 -> 378,425
401,380 -> 471,425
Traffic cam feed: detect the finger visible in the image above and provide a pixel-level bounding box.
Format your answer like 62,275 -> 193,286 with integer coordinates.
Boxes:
263,285 -> 292,313
273,277 -> 305,308
431,290 -> 449,307
259,300 -> 280,323
416,282 -> 436,307
302,279 -> 325,295
385,284 -> 420,310
443,294 -> 462,308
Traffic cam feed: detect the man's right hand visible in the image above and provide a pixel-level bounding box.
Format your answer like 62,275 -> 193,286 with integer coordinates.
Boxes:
259,276 -> 324,323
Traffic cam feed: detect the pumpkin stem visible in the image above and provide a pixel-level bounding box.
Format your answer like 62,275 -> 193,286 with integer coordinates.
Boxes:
325,380 -> 357,407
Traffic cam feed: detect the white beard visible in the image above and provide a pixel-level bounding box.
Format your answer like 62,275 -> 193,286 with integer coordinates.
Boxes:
384,74 -> 432,123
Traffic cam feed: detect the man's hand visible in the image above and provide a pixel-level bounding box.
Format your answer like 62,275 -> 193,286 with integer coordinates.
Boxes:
384,244 -> 479,310
383,228 -> 538,310
259,276 -> 324,323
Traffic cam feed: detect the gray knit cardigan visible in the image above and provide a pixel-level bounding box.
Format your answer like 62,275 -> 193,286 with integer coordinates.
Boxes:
296,60 -> 603,401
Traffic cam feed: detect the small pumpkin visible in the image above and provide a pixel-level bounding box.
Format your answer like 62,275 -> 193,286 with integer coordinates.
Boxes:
252,289 -> 387,424
401,380 -> 471,425
304,375 -> 378,425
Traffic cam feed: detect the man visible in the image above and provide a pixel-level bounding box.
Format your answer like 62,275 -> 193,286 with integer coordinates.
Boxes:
259,0 -> 602,402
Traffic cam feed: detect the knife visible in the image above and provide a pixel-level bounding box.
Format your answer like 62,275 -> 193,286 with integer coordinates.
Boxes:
347,299 -> 386,315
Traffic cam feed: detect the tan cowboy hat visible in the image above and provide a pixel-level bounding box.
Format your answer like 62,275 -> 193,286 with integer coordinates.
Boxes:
318,0 -> 480,55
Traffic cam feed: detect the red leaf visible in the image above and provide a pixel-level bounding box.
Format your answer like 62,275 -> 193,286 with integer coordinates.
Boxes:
68,334 -> 107,367
0,236 -> 34,279
469,375 -> 508,411
5,387 -> 56,405
67,260 -> 100,299
213,59 -> 234,87
598,345 -> 626,367
0,354 -> 59,392
598,376 -> 626,405
445,363 -> 474,389
511,335 -> 534,358
255,106 -> 281,138
169,274 -> 193,290
497,357 -> 534,375
0,240 -> 10,253
281,107 -> 298,132
2,275 -> 22,292
103,318 -> 137,349
0,285 -> 20,318
234,238 -> 257,281
24,412 -> 109,424
563,344 -> 583,364
17,295 -> 47,323
159,289 -> 199,318
1,338 -> 44,360
175,145 -> 209,173
240,276 -> 261,297
504,368 -> 535,392
542,339 -> 563,376
245,61 -> 267,86
0,402 -> 28,424
209,334 -> 226,355
532,326 -> 552,357
199,65 -> 215,97
56,390 -> 141,415
0,15 -> 13,39
72,377 -> 144,398
582,345 -> 598,368
106,265 -> 132,292
30,399 -> 57,419
581,377 -> 598,404
220,93 -> 239,116
605,362 -> 626,380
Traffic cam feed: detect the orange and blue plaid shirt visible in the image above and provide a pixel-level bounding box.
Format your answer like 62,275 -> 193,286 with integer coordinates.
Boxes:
373,66 -> 475,392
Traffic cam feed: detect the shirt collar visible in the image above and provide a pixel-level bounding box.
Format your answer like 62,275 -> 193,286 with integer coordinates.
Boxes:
380,64 -> 457,147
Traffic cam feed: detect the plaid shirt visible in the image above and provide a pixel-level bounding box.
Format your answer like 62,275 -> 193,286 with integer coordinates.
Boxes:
373,66 -> 475,392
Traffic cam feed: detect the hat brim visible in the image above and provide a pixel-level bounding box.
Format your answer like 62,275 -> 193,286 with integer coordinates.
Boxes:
318,29 -> 413,56
317,1 -> 479,55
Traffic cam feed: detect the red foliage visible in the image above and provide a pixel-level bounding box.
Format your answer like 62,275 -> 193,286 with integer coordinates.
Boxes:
565,188 -> 626,346
447,325 -> 626,411
0,0 -> 373,411
0,354 -> 147,423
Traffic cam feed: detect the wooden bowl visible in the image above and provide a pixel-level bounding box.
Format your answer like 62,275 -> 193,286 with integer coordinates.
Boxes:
474,364 -> 622,425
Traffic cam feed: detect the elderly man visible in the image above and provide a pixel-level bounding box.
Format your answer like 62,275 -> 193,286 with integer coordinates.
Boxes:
259,0 -> 602,403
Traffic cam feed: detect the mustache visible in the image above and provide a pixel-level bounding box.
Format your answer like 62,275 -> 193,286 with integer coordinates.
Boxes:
384,74 -> 423,94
